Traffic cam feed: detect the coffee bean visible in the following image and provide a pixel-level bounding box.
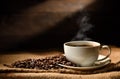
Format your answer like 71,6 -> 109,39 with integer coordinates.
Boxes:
4,55 -> 78,70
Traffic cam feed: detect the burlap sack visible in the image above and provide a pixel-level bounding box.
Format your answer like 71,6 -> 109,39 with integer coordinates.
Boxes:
0,47 -> 120,79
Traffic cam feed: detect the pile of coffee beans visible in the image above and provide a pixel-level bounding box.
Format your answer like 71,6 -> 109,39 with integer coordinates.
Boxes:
4,55 -> 78,70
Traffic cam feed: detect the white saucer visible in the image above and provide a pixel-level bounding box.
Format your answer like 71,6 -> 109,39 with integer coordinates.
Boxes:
58,55 -> 111,70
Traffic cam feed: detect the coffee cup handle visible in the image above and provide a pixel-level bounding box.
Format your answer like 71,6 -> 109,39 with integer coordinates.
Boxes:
97,45 -> 111,61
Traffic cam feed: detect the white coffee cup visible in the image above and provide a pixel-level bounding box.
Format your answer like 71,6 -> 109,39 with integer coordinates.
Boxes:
64,41 -> 111,67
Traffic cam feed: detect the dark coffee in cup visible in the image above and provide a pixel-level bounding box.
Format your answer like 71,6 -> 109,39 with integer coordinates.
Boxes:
65,44 -> 93,47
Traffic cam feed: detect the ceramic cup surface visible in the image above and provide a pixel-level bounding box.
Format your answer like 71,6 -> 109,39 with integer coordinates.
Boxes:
64,41 -> 111,67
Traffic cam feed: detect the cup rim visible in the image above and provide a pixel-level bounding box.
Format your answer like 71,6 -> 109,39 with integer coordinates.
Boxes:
64,41 -> 100,48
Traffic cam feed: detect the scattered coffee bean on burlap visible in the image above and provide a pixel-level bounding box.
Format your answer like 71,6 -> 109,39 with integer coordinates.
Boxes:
4,55 -> 78,70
